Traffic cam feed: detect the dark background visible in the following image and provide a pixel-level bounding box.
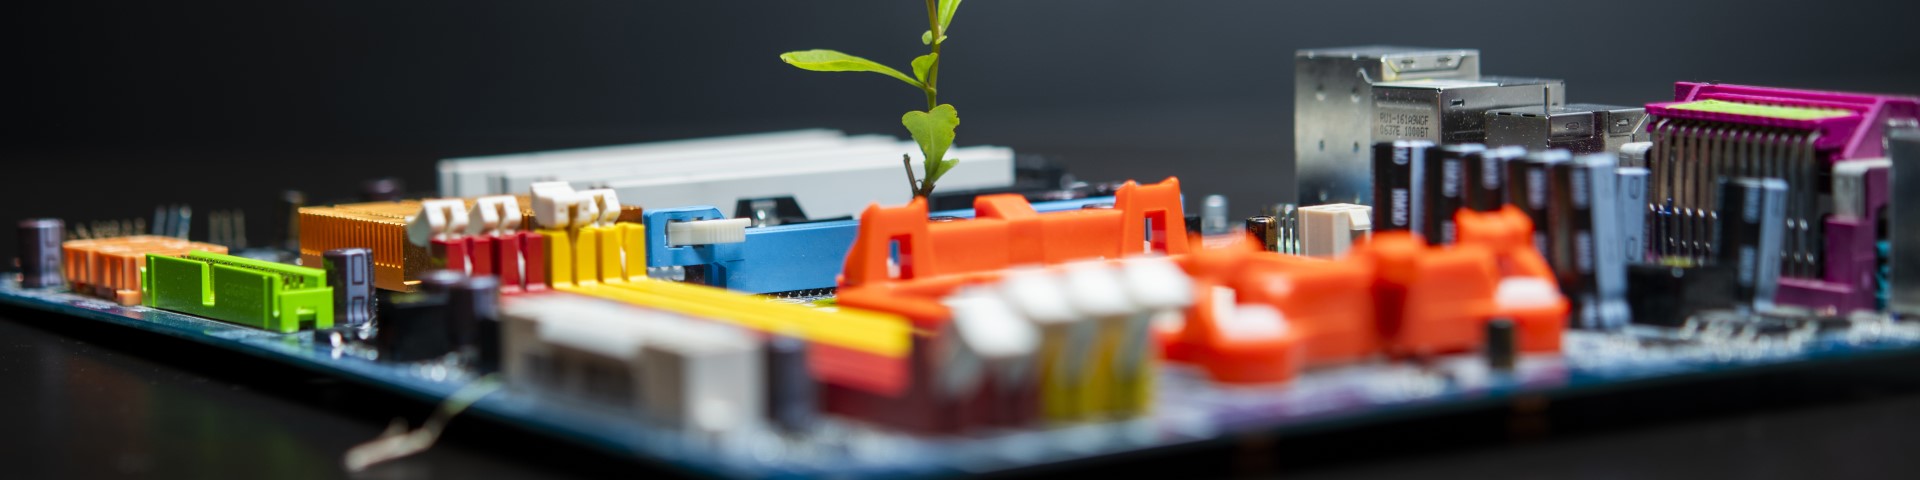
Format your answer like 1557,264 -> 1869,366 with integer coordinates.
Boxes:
8,0 -> 1920,253
6,0 -> 1920,478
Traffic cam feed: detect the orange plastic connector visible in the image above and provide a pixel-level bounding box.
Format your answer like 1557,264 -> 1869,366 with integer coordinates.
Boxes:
840,178 -> 1190,291
62,236 -> 227,305
1455,206 -> 1567,352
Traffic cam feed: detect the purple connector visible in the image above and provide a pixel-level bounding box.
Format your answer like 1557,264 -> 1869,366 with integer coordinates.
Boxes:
1646,83 -> 1919,314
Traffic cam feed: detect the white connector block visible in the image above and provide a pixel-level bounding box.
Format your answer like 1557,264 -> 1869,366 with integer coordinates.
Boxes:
1299,203 -> 1373,258
466,195 -> 523,236
406,199 -> 470,247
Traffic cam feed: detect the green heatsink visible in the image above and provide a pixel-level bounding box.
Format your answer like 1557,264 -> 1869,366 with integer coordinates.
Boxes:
143,251 -> 334,333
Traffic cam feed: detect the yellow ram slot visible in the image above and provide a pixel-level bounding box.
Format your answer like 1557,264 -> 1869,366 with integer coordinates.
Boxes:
560,280 -> 910,358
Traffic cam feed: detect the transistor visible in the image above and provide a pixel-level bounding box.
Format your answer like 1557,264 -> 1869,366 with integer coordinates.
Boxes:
1421,144 -> 1481,245
324,248 -> 377,329
1714,177 -> 1788,311
16,219 -> 63,288
1372,140 -> 1433,233
1548,153 -> 1630,330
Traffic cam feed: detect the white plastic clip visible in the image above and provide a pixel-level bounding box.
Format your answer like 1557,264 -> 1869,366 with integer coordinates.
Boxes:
466,195 -> 523,236
406,199 -> 469,246
666,218 -> 750,246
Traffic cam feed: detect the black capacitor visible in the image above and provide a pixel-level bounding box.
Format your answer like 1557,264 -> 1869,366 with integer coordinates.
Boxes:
323,248 -> 376,328
1468,146 -> 1524,212
17,219 -> 64,288
1183,214 -> 1203,235
1713,178 -> 1787,310
1548,153 -> 1629,330
374,290 -> 453,362
764,335 -> 818,431
1506,150 -> 1569,258
418,269 -> 465,295
1372,140 -> 1435,232
1422,144 -> 1483,245
449,275 -> 502,372
1627,264 -> 1738,327
1484,318 -> 1516,372
1245,216 -> 1275,252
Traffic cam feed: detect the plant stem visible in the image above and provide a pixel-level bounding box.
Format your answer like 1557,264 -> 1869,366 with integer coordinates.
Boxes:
923,0 -> 941,110
917,0 -> 944,198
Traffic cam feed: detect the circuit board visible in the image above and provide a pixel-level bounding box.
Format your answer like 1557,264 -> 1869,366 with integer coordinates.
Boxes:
5,276 -> 1918,478
8,45 -> 1920,479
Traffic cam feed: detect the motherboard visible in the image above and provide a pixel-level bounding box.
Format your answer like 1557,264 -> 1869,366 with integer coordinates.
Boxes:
5,46 -> 1919,478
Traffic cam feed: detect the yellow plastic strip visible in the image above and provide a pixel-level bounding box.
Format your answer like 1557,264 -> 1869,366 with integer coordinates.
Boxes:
539,230 -> 574,288
620,223 -> 647,282
1665,99 -> 1852,121
562,280 -> 910,358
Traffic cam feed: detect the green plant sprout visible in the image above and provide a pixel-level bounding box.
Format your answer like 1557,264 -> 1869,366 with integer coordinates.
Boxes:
780,0 -> 965,198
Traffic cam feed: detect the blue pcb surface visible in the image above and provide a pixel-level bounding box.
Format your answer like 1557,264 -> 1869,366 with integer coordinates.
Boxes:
5,278 -> 1919,478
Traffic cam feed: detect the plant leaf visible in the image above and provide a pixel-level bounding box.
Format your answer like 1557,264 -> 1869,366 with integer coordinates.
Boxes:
920,30 -> 949,45
937,0 -> 962,31
902,104 -> 960,183
911,54 -> 938,83
925,158 -> 959,185
779,49 -> 922,89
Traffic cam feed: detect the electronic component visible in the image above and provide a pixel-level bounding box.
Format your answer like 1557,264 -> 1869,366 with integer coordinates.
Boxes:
438,130 -> 1016,221
143,251 -> 334,333
324,248 -> 377,328
374,289 -> 453,362
1421,144 -> 1480,245
733,196 -> 811,227
1626,264 -> 1738,327
762,335 -> 818,431
1484,318 -> 1516,372
500,294 -> 764,434
1485,103 -> 1648,154
1466,146 -> 1523,212
1715,178 -> 1789,311
1244,215 -> 1274,252
1371,76 -> 1567,145
1505,150 -> 1567,257
62,235 -> 227,305
450,275 -> 501,371
1371,140 -> 1432,233
1619,141 -> 1653,169
1617,167 -> 1650,264
1295,46 -> 1481,206
1894,127 -> 1920,316
1297,204 -> 1372,258
1548,153 -> 1630,330
1643,82 -> 1920,313
17,219 -> 63,288
1200,194 -> 1229,235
